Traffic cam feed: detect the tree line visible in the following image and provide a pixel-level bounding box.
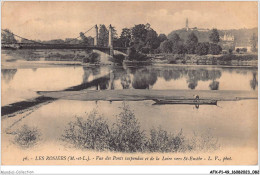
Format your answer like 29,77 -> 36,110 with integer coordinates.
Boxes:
1,26 -> 258,54
159,29 -> 222,55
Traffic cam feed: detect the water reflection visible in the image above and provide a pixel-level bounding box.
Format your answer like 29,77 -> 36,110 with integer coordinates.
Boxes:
2,66 -> 258,106
1,69 -> 17,83
48,66 -> 259,91
209,81 -> 219,90
132,69 -> 157,89
250,72 -> 258,90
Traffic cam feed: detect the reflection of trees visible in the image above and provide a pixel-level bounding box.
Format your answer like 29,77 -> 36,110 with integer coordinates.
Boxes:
250,72 -> 258,90
32,68 -> 37,72
121,74 -> 131,89
209,81 -> 219,90
99,80 -> 109,90
1,69 -> 17,83
132,69 -> 158,89
82,67 -> 92,83
186,69 -> 221,90
187,80 -> 198,90
162,70 -> 181,81
90,66 -> 101,76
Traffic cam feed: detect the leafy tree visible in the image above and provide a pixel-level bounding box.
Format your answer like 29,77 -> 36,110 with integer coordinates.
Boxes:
131,24 -> 148,42
195,42 -> 209,55
98,24 -> 109,46
160,40 -> 173,53
209,28 -> 220,44
170,33 -> 185,54
158,34 -> 167,43
145,29 -> 160,51
120,28 -> 132,47
250,33 -> 258,52
208,43 -> 222,55
186,32 -> 198,54
1,29 -> 17,43
80,32 -> 89,44
65,38 -> 80,44
87,36 -> 94,45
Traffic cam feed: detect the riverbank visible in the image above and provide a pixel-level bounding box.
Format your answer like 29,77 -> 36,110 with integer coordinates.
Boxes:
2,49 -> 258,68
149,53 -> 258,67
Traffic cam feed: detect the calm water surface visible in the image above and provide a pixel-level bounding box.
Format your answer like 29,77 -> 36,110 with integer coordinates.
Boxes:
1,65 -> 258,105
1,64 -> 258,151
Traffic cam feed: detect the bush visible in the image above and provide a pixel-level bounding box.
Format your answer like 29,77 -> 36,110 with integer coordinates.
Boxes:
209,43 -> 222,55
109,54 -> 125,65
159,40 -> 173,53
127,47 -> 149,61
148,127 -> 185,152
109,103 -> 146,152
61,110 -> 110,150
14,125 -> 41,148
61,103 -> 220,153
82,52 -> 100,63
195,42 -> 209,55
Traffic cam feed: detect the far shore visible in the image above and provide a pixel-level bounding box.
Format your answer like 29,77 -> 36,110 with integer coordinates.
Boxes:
1,49 -> 258,69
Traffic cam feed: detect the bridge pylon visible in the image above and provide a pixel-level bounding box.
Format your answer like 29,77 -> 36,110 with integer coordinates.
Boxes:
94,24 -> 98,46
108,24 -> 114,56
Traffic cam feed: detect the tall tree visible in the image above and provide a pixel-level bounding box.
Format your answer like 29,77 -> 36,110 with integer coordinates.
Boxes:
209,28 -> 220,44
186,32 -> 198,54
98,24 -> 109,46
250,33 -> 258,52
158,34 -> 167,43
145,29 -> 159,50
160,40 -> 173,53
170,33 -> 184,54
195,42 -> 209,55
120,28 -> 132,47
80,32 -> 89,44
131,24 -> 148,42
1,29 -> 17,43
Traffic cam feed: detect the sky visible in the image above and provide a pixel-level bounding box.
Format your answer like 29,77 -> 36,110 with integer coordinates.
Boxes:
1,1 -> 258,41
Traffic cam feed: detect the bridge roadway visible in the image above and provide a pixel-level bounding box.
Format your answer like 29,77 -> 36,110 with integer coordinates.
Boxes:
1,43 -> 128,54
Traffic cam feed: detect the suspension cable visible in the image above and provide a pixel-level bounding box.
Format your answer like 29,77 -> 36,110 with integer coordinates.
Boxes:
1,25 -> 96,45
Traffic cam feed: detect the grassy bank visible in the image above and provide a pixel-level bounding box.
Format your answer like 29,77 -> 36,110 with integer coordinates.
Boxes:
2,49 -> 97,62
150,53 -> 258,66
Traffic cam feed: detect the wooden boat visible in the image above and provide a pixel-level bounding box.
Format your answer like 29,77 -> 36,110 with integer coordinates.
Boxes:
152,99 -> 217,105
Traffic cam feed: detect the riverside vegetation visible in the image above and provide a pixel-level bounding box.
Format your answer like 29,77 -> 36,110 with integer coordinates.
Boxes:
61,103 -> 220,153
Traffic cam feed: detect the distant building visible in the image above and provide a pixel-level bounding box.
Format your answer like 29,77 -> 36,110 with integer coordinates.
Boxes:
220,33 -> 234,41
220,32 -> 235,50
184,18 -> 209,32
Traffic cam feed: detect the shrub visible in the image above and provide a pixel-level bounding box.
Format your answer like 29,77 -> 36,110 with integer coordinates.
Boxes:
14,125 -> 41,148
61,110 -> 110,150
109,54 -> 125,65
209,43 -> 222,55
159,40 -> 173,53
127,47 -> 149,61
195,42 -> 209,55
61,103 -> 221,153
82,52 -> 100,63
148,127 -> 185,152
109,103 -> 146,152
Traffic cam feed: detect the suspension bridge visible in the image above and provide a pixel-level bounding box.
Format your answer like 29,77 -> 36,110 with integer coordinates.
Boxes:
1,24 -> 128,56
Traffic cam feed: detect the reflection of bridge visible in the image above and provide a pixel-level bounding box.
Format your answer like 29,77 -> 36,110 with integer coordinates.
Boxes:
2,24 -> 128,56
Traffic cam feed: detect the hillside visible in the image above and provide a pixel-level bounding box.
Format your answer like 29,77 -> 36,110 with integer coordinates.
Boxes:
168,27 -> 258,47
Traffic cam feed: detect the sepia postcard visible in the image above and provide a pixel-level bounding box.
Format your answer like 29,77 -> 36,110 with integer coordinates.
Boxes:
1,1 -> 258,167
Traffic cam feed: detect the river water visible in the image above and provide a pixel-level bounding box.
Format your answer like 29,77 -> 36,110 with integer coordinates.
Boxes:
1,64 -> 258,163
